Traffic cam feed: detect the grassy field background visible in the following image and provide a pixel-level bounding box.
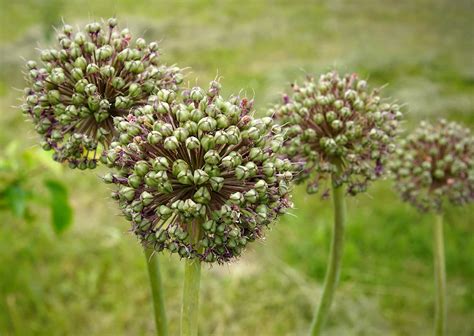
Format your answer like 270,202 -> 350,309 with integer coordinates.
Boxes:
0,0 -> 473,335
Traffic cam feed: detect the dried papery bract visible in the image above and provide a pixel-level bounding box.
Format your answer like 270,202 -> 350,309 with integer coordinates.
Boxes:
390,119 -> 474,212
105,80 -> 294,264
390,119 -> 473,336
271,71 -> 402,335
21,18 -> 183,169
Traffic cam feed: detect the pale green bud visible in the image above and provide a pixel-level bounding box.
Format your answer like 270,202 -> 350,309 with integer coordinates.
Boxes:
235,165 -> 249,180
204,150 -> 220,164
193,169 -> 209,185
194,186 -> 211,204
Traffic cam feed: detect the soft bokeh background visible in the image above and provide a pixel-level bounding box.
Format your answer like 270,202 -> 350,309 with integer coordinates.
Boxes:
1,0 -> 473,335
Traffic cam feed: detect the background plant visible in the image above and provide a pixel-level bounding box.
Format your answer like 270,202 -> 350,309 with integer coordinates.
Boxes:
0,1 -> 472,335
270,71 -> 402,334
0,141 -> 72,234
390,119 -> 474,335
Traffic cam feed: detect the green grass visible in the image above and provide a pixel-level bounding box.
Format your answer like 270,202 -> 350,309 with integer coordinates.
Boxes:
0,0 -> 473,335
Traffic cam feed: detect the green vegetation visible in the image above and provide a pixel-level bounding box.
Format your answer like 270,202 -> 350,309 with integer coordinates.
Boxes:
0,0 -> 472,335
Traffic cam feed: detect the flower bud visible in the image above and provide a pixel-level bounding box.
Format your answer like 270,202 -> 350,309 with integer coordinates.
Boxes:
204,150 -> 220,164
193,169 -> 209,185
193,186 -> 211,204
185,136 -> 200,150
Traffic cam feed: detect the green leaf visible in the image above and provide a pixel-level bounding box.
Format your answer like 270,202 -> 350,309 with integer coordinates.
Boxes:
1,182 -> 27,217
44,179 -> 73,234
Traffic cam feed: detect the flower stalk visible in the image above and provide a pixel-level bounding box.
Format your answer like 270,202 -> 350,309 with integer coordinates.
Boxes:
310,168 -> 346,335
433,213 -> 446,336
180,221 -> 202,336
144,248 -> 168,336
181,259 -> 202,336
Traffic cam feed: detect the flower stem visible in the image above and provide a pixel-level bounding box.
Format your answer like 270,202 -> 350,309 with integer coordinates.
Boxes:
310,172 -> 346,336
180,222 -> 202,336
433,213 -> 446,336
144,248 -> 168,336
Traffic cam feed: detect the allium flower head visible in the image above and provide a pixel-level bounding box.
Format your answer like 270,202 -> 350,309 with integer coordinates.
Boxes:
270,71 -> 402,196
390,119 -> 474,212
21,18 -> 183,169
104,81 -> 294,263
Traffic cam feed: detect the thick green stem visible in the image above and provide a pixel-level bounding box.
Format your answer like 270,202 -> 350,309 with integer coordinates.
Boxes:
433,213 -> 446,336
144,248 -> 168,336
180,222 -> 202,336
181,258 -> 202,336
310,173 -> 346,336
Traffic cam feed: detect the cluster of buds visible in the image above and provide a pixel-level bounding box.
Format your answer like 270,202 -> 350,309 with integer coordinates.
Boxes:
21,18 -> 183,169
390,119 -> 474,212
104,81 -> 294,263
269,71 -> 402,196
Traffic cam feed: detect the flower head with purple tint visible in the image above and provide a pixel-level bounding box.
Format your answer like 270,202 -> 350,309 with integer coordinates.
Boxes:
270,71 -> 402,196
390,119 -> 474,212
104,81 -> 294,263
21,18 -> 183,169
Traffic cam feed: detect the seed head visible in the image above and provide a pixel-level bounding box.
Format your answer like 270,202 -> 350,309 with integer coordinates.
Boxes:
270,71 -> 402,196
105,81 -> 294,263
21,18 -> 183,169
390,119 -> 474,212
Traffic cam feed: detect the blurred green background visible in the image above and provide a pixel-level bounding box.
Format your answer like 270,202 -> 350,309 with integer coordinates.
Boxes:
0,0 -> 473,335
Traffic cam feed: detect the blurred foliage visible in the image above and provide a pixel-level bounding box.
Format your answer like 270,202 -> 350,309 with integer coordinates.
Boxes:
0,142 -> 72,234
0,0 -> 472,335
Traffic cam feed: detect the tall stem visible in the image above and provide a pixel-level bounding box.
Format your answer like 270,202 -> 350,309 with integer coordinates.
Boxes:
180,222 -> 202,336
433,213 -> 446,336
310,172 -> 346,336
144,248 -> 168,336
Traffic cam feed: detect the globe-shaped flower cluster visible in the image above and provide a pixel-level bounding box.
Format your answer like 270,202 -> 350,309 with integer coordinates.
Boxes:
104,81 -> 294,263
269,71 -> 402,196
21,18 -> 183,169
390,119 -> 474,212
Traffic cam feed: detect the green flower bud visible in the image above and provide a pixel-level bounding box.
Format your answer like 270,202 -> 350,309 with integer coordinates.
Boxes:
214,130 -> 228,145
235,165 -> 249,180
174,127 -> 189,142
204,150 -> 220,164
229,192 -> 244,205
164,136 -> 179,150
262,162 -> 275,177
128,174 -> 142,188
193,169 -> 209,185
120,187 -> 136,201
141,191 -> 154,206
209,176 -> 224,191
193,186 -> 211,204
200,134 -> 215,151
254,180 -> 268,194
134,161 -> 150,176
244,189 -> 258,203
71,68 -> 84,80
152,156 -> 170,172
172,160 -> 189,176
185,136 -> 200,150
198,117 -> 217,132
147,131 -> 162,144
